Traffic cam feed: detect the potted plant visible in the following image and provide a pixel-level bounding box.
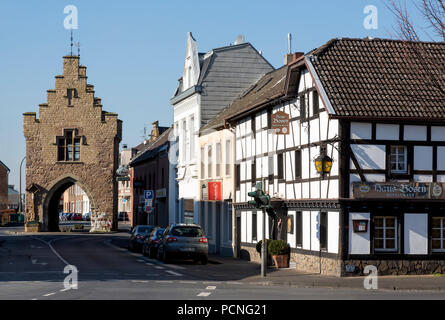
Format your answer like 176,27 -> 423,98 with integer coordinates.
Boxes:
256,239 -> 273,266
268,240 -> 290,268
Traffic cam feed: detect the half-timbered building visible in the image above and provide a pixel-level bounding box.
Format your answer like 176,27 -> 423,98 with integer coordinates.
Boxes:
226,38 -> 445,276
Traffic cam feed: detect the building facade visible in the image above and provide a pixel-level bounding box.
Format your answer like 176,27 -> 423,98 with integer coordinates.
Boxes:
23,55 -> 122,232
130,123 -> 172,227
63,184 -> 90,214
171,32 -> 274,226
118,146 -> 133,217
228,38 -> 445,276
8,185 -> 20,210
0,161 -> 10,211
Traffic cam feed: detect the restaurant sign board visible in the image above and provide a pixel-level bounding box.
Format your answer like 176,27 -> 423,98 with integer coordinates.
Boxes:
271,111 -> 290,135
352,182 -> 445,200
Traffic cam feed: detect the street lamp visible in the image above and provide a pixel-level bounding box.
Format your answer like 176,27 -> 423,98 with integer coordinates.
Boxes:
19,156 -> 26,213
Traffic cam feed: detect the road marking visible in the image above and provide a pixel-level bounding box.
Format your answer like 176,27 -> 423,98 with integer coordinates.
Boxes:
60,288 -> 70,292
166,270 -> 183,276
145,262 -> 153,266
43,293 -> 56,297
155,280 -> 174,284
164,264 -> 186,270
131,280 -> 149,283
179,281 -> 197,284
31,237 -> 71,266
197,292 -> 212,297
206,286 -> 216,290
226,281 -> 243,285
31,259 -> 48,266
31,298 -> 38,301
154,266 -> 164,270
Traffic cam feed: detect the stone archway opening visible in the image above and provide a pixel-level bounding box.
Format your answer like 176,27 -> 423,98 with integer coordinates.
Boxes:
44,176 -> 96,232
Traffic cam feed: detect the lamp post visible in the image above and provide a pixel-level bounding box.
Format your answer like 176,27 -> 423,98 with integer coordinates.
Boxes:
19,156 -> 26,214
314,153 -> 333,178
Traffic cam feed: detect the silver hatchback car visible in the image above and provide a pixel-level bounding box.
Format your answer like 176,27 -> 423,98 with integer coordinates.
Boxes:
157,224 -> 209,265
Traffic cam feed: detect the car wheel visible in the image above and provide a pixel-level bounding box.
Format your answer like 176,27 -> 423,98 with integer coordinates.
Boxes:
201,256 -> 208,265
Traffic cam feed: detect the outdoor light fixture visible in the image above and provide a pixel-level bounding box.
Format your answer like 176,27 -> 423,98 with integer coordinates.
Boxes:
314,150 -> 333,178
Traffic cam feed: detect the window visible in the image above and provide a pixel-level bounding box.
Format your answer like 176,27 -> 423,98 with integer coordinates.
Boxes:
57,129 -> 81,162
207,145 -> 212,178
225,139 -> 231,176
432,217 -> 445,252
374,217 -> 398,252
189,117 -> 195,160
296,212 -> 303,247
251,160 -> 256,184
216,142 -> 221,177
320,212 -> 327,250
200,147 -> 205,179
390,146 -> 408,174
252,212 -> 257,241
235,164 -> 240,189
312,90 -> 319,115
277,153 -> 284,180
299,94 -> 306,119
182,120 -> 187,162
287,215 -> 294,235
295,150 -> 302,179
66,88 -> 78,106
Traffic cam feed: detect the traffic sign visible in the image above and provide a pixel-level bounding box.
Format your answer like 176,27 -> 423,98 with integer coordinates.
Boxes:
144,190 -> 154,200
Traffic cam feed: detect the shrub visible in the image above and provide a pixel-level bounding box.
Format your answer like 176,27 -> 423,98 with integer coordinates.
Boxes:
256,239 -> 271,254
268,240 -> 290,256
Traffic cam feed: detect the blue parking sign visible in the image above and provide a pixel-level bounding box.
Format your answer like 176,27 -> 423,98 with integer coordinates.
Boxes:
144,190 -> 154,200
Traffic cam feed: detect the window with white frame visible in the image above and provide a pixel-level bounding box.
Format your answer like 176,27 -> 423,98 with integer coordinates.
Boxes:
182,120 -> 187,163
225,139 -> 231,176
200,147 -> 205,179
390,146 -> 407,174
216,142 -> 221,177
207,145 -> 212,179
432,217 -> 445,252
374,217 -> 398,252
189,116 -> 195,161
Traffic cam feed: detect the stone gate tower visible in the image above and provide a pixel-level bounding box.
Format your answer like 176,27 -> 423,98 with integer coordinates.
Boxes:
23,56 -> 122,232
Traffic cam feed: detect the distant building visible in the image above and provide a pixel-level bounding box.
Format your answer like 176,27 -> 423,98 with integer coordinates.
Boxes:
0,161 -> 10,211
63,184 -> 90,214
130,122 -> 172,227
7,185 -> 20,210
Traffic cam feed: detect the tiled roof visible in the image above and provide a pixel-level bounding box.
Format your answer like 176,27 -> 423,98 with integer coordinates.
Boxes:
309,38 -> 445,119
130,126 -> 173,166
201,66 -> 288,133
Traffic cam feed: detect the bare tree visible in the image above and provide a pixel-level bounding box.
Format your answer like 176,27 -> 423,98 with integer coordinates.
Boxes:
387,0 -> 445,96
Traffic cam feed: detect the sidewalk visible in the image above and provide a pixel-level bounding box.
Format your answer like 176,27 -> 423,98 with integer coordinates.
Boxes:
208,256 -> 445,292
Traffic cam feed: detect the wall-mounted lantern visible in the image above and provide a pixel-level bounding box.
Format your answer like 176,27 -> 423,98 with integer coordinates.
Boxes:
314,145 -> 333,178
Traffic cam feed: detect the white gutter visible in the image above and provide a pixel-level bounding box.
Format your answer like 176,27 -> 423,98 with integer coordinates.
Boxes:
305,55 -> 336,116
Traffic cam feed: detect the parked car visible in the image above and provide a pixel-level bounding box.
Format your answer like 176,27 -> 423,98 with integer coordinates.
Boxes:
142,227 -> 165,258
72,213 -> 83,221
157,224 -> 208,265
118,212 -> 129,221
128,225 -> 155,252
65,213 -> 73,221
82,212 -> 91,221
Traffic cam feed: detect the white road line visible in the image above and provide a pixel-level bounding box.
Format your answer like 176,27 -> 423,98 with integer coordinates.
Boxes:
206,286 -> 216,290
43,293 -> 56,297
154,266 -> 164,270
226,281 -> 243,285
165,270 -> 183,276
155,280 -> 174,284
145,263 -> 153,266
197,292 -> 212,297
131,280 -> 149,283
179,281 -> 197,284
60,288 -> 70,292
31,237 -> 71,266
164,264 -> 186,270
31,299 -> 38,300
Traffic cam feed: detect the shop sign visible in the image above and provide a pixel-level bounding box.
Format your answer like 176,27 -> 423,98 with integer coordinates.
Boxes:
208,181 -> 222,201
352,182 -> 445,200
271,111 -> 290,135
156,188 -> 167,198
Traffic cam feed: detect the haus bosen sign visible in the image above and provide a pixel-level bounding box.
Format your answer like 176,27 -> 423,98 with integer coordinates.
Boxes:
352,182 -> 445,200
271,111 -> 290,135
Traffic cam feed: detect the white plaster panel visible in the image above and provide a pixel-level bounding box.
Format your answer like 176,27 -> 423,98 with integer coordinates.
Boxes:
328,119 -> 338,140
310,181 -> 320,199
351,144 -> 386,170
286,184 -> 295,199
246,211 -> 252,243
351,122 -> 372,140
302,182 -> 309,198
413,175 -> 432,182
302,211 -> 311,250
438,175 -> 445,182
241,211 -> 247,243
404,214 -> 428,255
349,212 -> 370,254
319,112 -> 329,141
328,212 -> 339,254
302,148 -> 310,179
310,211 -> 320,251
310,119 -> 320,142
376,124 -> 399,140
414,146 -> 433,170
404,125 -> 427,141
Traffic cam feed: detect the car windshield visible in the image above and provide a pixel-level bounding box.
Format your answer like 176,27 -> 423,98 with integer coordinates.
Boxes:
136,226 -> 154,234
171,226 -> 204,237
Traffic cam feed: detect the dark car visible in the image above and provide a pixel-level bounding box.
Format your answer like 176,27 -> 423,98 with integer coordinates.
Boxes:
128,225 -> 155,252
142,227 -> 165,258
157,224 -> 208,265
66,213 -> 73,221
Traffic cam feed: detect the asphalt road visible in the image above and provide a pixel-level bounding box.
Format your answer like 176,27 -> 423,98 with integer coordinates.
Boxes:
1,228 -> 445,300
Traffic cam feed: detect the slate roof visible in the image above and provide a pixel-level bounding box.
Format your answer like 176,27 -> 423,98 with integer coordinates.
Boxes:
309,38 -> 445,119
130,126 -> 173,166
201,65 -> 288,133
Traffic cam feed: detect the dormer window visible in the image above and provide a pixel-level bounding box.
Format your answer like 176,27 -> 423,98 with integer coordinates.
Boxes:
57,129 -> 81,162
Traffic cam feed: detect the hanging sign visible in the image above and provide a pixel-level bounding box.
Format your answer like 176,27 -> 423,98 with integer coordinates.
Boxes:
353,182 -> 445,200
271,111 -> 290,135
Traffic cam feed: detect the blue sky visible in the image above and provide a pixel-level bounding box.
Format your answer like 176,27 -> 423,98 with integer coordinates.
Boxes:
0,0 -> 427,188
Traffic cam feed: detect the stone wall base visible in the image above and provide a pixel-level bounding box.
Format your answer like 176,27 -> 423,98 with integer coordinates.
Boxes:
290,252 -> 341,276
25,221 -> 41,232
342,259 -> 445,276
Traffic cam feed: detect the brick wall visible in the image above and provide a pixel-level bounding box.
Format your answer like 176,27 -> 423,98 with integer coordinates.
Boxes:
0,165 -> 8,210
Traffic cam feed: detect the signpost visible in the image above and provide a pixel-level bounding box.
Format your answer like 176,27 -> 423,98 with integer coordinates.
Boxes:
144,190 -> 154,214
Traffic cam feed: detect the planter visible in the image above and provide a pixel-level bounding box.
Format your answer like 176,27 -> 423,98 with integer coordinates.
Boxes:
272,254 -> 289,268
25,221 -> 41,232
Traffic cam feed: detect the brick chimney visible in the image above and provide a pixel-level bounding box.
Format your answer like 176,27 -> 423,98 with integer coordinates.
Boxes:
150,121 -> 160,142
284,52 -> 304,65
